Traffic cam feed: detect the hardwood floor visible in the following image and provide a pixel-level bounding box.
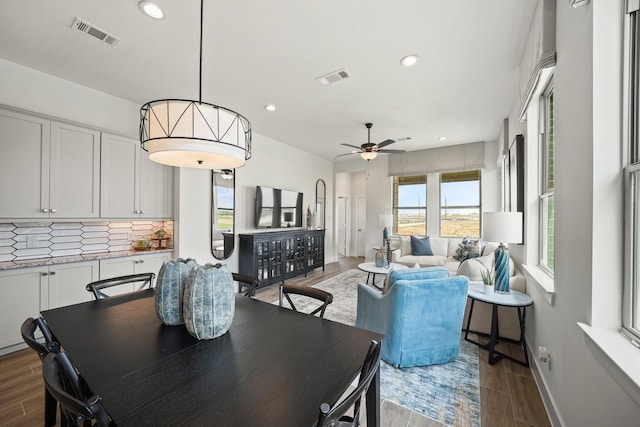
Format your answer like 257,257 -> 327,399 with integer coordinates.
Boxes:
0,257 -> 551,427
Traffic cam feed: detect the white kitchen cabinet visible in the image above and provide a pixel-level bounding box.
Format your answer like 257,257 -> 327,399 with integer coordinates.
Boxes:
99,252 -> 171,295
0,260 -> 98,352
100,133 -> 173,219
47,261 -> 99,309
0,109 -> 100,219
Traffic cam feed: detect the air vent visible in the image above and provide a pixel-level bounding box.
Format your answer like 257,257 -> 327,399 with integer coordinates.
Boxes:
71,18 -> 120,47
315,68 -> 351,86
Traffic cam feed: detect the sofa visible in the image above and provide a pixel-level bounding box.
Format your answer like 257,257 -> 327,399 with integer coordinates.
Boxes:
388,235 -> 526,340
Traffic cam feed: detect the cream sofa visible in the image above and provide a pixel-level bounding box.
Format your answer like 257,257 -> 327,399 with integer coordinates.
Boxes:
389,236 -> 526,340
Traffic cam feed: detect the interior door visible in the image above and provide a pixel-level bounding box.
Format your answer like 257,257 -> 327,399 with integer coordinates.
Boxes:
337,197 -> 348,256
356,196 -> 366,257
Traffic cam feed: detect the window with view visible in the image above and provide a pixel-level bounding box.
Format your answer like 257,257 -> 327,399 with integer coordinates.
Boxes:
624,4 -> 640,342
393,175 -> 427,236
440,170 -> 481,238
540,81 -> 555,273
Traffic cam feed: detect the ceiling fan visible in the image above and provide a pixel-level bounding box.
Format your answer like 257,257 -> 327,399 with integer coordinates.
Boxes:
338,123 -> 409,161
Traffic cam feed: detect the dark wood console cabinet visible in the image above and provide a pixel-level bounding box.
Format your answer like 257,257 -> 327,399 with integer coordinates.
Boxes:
239,229 -> 325,289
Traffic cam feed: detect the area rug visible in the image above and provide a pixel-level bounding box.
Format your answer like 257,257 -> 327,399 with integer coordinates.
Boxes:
274,269 -> 481,427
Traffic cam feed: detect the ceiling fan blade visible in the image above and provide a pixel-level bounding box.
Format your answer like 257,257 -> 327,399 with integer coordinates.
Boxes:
335,152 -> 358,157
341,143 -> 363,150
395,136 -> 411,142
376,139 -> 395,149
377,149 -> 406,153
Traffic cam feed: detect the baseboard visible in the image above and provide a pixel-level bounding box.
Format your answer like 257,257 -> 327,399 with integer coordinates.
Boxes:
528,345 -> 564,427
0,341 -> 27,357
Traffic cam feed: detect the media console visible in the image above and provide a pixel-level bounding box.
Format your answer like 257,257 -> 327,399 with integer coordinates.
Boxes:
238,229 -> 325,289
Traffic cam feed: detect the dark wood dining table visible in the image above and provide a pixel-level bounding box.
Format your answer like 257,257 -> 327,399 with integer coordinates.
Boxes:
40,290 -> 383,426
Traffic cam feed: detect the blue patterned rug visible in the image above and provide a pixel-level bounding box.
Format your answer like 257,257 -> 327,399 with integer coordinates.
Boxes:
276,269 -> 481,427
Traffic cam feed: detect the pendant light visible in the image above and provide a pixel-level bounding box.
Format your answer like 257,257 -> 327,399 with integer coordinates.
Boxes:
139,0 -> 251,169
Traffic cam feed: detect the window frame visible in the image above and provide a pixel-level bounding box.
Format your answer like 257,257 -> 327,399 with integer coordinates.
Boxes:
439,170 -> 481,238
538,79 -> 555,276
392,175 -> 427,236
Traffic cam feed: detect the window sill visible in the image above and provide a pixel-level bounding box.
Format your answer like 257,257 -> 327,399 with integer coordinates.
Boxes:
522,264 -> 555,305
578,323 -> 640,405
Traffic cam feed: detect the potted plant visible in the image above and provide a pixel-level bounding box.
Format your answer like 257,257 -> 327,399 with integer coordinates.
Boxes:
481,267 -> 494,294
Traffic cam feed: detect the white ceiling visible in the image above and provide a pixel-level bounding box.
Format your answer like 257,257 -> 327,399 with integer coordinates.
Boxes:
0,0 -> 537,161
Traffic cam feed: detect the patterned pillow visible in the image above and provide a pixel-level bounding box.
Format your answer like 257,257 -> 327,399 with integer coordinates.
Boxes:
453,237 -> 483,261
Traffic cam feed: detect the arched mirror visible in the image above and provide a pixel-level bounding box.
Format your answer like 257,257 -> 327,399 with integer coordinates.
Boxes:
316,179 -> 326,229
212,169 -> 235,259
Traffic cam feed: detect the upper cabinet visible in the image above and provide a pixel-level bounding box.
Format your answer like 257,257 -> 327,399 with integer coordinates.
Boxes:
0,109 -> 100,219
100,133 -> 173,219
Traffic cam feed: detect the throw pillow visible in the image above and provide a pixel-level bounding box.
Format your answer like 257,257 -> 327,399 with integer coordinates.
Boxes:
410,236 -> 433,256
453,237 -> 482,261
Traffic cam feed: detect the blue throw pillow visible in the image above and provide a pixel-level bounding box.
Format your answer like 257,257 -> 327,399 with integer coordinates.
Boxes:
410,236 -> 433,256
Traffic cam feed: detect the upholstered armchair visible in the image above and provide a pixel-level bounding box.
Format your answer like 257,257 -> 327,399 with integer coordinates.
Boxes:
356,267 -> 469,368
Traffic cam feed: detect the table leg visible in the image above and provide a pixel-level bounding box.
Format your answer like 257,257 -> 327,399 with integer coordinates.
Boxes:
366,272 -> 371,284
488,304 -> 502,365
366,363 -> 381,427
518,307 -> 530,367
464,298 -> 476,341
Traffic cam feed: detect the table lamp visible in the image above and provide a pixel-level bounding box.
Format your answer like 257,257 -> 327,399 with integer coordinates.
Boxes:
379,213 -> 393,244
482,212 -> 523,294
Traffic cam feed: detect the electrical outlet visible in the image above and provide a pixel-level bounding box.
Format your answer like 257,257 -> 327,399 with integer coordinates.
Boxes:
26,235 -> 38,248
538,346 -> 551,363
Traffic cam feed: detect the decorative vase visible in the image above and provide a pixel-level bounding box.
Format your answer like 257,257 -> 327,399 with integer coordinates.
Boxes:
375,248 -> 386,267
155,258 -> 199,325
493,245 -> 511,294
183,263 -> 235,340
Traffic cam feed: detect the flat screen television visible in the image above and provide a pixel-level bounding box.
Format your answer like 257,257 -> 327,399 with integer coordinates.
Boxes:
255,186 -> 303,228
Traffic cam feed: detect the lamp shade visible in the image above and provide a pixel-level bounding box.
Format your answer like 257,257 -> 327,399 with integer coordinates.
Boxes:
140,99 -> 251,170
483,212 -> 523,244
379,214 -> 393,228
361,151 -> 377,161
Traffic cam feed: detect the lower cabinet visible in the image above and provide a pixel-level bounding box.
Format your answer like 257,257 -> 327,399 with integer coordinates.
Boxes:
0,260 -> 99,352
99,252 -> 171,295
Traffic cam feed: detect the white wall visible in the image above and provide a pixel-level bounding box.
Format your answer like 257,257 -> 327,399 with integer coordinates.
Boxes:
521,1 -> 640,425
0,58 -> 335,275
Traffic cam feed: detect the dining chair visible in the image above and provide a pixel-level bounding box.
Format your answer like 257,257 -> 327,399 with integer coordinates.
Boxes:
232,272 -> 259,297
42,352 -> 113,427
317,339 -> 382,426
21,317 -> 61,427
85,272 -> 155,300
279,283 -> 333,318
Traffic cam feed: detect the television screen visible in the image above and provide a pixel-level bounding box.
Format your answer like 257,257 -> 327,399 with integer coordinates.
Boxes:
255,186 -> 303,228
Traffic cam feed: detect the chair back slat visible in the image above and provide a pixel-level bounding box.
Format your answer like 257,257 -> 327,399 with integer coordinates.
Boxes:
279,283 -> 333,318
233,272 -> 259,297
86,273 -> 155,300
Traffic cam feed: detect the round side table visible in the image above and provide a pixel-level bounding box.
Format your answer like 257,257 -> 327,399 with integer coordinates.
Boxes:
358,262 -> 408,290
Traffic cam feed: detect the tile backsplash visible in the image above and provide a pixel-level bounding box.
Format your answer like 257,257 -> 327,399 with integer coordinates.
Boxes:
0,221 -> 173,262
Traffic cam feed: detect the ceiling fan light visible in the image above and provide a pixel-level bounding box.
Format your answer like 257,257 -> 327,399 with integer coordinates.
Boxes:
361,151 -> 378,161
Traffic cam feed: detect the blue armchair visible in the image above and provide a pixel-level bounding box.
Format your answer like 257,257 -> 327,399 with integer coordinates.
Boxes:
356,267 -> 469,368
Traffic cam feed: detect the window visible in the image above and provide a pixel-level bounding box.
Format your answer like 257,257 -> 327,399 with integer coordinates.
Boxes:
539,81 -> 555,274
439,170 -> 481,238
393,175 -> 427,235
624,4 -> 640,342
215,184 -> 234,230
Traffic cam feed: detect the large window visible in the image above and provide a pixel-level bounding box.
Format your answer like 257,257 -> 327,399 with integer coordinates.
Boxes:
540,81 -> 555,273
393,175 -> 427,236
439,170 -> 481,238
624,4 -> 640,342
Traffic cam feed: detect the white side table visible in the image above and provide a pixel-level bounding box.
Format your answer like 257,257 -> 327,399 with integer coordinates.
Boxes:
464,282 -> 533,367
358,262 -> 408,290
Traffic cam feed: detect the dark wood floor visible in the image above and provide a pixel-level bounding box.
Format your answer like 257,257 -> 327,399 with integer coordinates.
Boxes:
0,257 -> 551,427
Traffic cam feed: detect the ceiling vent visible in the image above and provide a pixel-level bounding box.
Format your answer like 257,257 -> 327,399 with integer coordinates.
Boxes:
315,69 -> 351,86
71,18 -> 120,47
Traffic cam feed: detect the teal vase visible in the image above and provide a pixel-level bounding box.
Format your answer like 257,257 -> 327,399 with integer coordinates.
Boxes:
155,257 -> 199,325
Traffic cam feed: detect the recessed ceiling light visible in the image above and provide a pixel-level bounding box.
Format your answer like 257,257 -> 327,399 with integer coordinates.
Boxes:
400,55 -> 419,67
264,104 -> 276,112
139,1 -> 165,19
439,136 -> 447,141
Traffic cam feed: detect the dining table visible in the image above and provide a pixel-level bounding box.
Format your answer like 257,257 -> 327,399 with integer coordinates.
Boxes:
40,289 -> 383,426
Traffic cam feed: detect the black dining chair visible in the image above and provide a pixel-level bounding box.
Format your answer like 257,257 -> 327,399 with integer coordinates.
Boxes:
233,272 -> 259,297
317,340 -> 382,427
85,272 -> 155,300
42,352 -> 113,427
279,283 -> 333,318
21,317 -> 61,427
